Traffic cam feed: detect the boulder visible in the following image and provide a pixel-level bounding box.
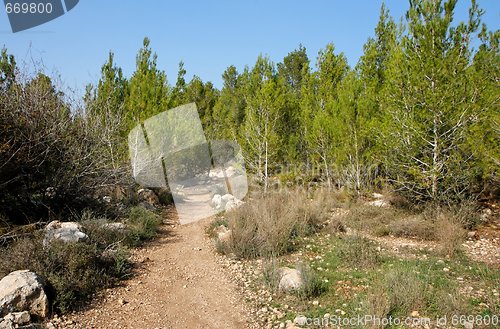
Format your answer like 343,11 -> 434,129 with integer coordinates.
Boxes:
225,198 -> 243,212
278,267 -> 303,291
0,270 -> 49,318
1,311 -> 30,327
137,188 -> 159,207
221,194 -> 235,204
0,318 -> 14,329
212,194 -> 222,209
43,221 -> 88,245
212,193 -> 243,211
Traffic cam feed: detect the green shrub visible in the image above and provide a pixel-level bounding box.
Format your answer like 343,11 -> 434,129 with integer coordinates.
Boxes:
262,258 -> 281,291
0,235 -> 131,314
296,263 -> 327,299
126,206 -> 162,245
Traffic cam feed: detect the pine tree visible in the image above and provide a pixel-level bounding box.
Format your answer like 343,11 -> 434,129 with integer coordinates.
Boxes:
125,37 -> 169,128
382,0 -> 485,201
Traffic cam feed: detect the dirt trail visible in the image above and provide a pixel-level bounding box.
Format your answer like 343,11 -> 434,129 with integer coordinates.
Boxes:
63,211 -> 251,329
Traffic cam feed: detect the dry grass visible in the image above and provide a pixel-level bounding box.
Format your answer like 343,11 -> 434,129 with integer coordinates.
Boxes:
334,235 -> 382,269
365,269 -> 425,325
221,189 -> 332,258
434,212 -> 467,257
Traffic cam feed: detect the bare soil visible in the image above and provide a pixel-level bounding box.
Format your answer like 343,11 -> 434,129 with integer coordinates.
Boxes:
55,211 -> 252,329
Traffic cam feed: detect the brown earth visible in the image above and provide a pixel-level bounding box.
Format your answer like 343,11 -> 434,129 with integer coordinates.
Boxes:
53,211 -> 252,329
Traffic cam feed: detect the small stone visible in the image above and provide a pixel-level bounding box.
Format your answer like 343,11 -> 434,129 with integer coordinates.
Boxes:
410,310 -> 420,317
312,300 -> 319,306
117,298 -> 127,306
464,321 -> 474,329
294,315 -> 307,326
443,267 -> 450,272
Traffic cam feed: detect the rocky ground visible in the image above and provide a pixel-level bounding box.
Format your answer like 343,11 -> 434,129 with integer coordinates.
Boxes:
36,205 -> 498,329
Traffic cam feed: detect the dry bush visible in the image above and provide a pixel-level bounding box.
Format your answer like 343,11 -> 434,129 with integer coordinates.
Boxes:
341,204 -> 403,235
365,269 -> 425,323
389,216 -> 436,240
0,236 -> 129,313
0,69 -> 127,225
334,235 -> 382,269
434,212 -> 466,257
223,190 -> 329,258
296,262 -> 327,299
262,258 -> 281,291
0,207 -> 160,314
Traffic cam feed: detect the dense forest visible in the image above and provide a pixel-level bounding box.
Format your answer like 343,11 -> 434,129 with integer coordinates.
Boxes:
1,0 -> 498,225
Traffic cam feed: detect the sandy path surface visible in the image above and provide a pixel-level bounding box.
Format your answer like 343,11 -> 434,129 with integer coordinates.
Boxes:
63,212 -> 251,329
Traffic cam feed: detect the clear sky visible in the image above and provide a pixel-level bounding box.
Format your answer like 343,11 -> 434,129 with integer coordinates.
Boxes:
1,0 -> 498,95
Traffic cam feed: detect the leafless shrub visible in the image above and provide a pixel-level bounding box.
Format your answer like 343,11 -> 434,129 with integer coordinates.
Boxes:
0,69 -> 128,224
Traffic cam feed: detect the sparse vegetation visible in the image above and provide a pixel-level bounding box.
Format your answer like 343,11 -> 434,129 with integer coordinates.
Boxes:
0,207 -> 161,313
218,190 -> 330,258
207,187 -> 497,328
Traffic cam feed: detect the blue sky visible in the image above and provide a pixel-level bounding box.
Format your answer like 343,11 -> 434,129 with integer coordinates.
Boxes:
1,0 -> 498,95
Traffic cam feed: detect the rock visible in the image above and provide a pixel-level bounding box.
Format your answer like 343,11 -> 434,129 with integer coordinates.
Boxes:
137,188 -> 159,207
44,220 -> 88,245
221,194 -> 235,204
367,199 -> 390,207
0,270 -> 49,318
0,319 -> 14,329
278,268 -> 303,291
216,226 -> 232,243
467,231 -> 477,239
102,222 -> 127,231
102,196 -> 112,203
212,194 -> 222,209
212,193 -> 243,211
464,321 -> 474,329
224,166 -> 238,178
293,315 -> 307,326
372,192 -> 384,199
480,208 -> 492,222
410,310 -> 420,317
3,311 -> 30,325
225,198 -> 243,212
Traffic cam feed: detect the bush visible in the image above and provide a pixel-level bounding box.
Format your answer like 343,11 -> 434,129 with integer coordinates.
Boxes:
365,269 -> 425,322
222,190 -> 330,258
0,208 -> 161,314
434,213 -> 466,257
126,206 -> 162,245
262,258 -> 281,291
296,263 -> 327,299
0,65 -> 126,226
0,236 -> 130,313
334,235 -> 382,269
